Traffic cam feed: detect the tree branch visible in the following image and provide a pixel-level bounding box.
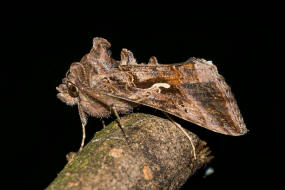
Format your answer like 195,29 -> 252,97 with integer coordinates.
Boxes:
46,113 -> 212,190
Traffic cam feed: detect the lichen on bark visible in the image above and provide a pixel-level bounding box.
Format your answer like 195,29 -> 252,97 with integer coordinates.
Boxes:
46,113 -> 212,190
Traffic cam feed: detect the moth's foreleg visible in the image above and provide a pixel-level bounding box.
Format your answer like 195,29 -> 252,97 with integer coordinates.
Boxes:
66,105 -> 87,163
78,105 -> 87,153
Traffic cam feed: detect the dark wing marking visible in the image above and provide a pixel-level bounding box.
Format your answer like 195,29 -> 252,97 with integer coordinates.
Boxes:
96,61 -> 247,136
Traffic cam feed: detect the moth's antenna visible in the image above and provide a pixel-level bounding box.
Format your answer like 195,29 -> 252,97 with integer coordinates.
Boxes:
163,112 -> 197,159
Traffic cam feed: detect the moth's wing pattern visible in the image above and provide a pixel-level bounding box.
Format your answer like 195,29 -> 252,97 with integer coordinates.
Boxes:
97,59 -> 247,136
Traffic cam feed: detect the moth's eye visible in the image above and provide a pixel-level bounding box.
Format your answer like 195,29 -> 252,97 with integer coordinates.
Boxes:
67,82 -> 79,98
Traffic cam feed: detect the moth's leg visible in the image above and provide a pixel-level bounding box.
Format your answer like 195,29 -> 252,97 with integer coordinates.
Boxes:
65,105 -> 87,163
101,119 -> 106,128
66,105 -> 87,163
163,112 -> 197,159
111,106 -> 129,143
66,152 -> 78,163
78,104 -> 87,153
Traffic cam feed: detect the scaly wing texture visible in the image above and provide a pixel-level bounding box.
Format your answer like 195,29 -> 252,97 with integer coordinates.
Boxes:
95,59 -> 247,136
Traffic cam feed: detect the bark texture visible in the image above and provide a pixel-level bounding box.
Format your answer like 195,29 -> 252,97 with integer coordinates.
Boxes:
46,113 -> 212,190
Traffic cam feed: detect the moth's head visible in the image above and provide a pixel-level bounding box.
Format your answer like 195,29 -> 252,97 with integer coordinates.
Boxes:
56,68 -> 79,106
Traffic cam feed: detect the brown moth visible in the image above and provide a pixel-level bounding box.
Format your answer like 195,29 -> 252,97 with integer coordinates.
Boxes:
56,37 -> 247,152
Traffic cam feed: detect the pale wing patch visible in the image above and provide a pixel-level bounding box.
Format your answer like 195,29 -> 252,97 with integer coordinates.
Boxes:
148,83 -> 171,93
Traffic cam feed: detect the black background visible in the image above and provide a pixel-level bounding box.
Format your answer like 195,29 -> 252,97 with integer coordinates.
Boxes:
2,3 -> 282,190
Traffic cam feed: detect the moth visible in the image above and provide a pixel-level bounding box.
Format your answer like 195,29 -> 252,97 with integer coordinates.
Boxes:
56,37 -> 247,153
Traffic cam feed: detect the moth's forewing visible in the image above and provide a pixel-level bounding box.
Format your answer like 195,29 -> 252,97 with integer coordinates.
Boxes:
98,59 -> 247,136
